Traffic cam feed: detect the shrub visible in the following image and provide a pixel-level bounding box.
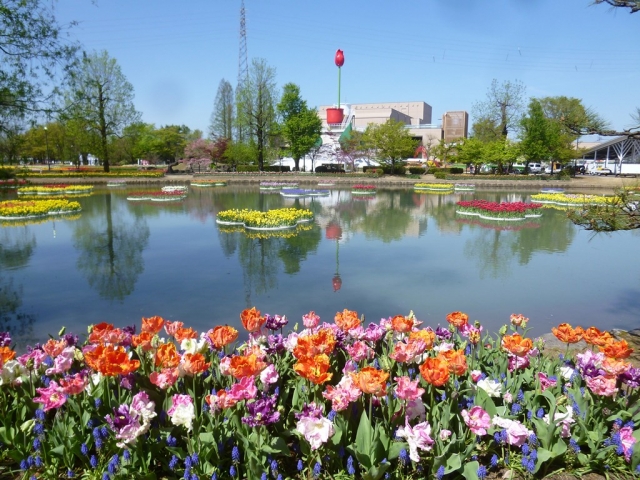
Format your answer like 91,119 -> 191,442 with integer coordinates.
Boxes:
450,167 -> 464,174
426,167 -> 439,174
434,170 -> 447,179
315,164 -> 345,173
382,165 -> 406,175
409,166 -> 426,175
264,165 -> 291,172
0,168 -> 15,180
236,165 -> 259,172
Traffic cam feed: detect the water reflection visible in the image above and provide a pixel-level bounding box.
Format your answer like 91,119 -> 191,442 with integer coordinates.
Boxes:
73,192 -> 150,301
0,227 -> 37,343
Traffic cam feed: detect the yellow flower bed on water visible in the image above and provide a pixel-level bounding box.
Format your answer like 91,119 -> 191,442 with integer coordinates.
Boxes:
414,183 -> 454,190
0,199 -> 82,218
217,207 -> 313,229
530,193 -> 614,206
17,184 -> 94,195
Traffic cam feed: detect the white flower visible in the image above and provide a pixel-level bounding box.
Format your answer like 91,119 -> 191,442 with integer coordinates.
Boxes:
560,366 -> 575,380
167,394 -> 195,431
295,416 -> 335,450
477,378 -> 502,397
180,337 -> 206,355
0,360 -> 28,385
84,372 -> 103,394
396,419 -> 434,462
543,406 -> 575,438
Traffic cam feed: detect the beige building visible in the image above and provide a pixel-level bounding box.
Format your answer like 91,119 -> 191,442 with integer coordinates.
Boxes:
318,102 -> 468,147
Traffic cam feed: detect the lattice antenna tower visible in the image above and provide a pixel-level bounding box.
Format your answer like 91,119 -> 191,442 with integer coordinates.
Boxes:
237,0 -> 248,91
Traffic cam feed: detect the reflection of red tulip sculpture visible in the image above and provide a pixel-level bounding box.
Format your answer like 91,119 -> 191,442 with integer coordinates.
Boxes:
326,221 -> 343,292
326,49 -> 345,125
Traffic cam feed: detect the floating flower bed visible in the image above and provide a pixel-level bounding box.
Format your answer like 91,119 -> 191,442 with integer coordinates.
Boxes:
190,180 -> 227,187
218,222 -> 314,239
0,199 -> 82,219
456,200 -> 543,220
456,216 -> 542,232
540,188 -> 565,194
454,183 -> 476,191
17,184 -> 94,195
351,184 -> 377,194
531,193 -> 615,207
0,311 -> 637,479
317,181 -> 336,187
280,188 -> 330,198
126,190 -> 187,202
0,213 -> 81,228
0,179 -> 28,189
217,207 -> 313,230
414,182 -> 454,191
259,181 -> 299,190
106,179 -> 127,187
161,185 -> 188,193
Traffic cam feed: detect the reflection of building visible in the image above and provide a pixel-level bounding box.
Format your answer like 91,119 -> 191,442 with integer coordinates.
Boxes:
318,102 -> 468,147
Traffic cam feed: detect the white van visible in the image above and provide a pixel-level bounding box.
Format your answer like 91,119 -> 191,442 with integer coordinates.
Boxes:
527,163 -> 542,174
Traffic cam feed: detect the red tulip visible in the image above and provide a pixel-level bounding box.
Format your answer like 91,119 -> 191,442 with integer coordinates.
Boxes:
335,49 -> 344,67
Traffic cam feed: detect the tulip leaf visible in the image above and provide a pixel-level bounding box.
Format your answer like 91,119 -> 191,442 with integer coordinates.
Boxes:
533,448 -> 553,473
445,453 -> 462,473
387,441 -> 407,460
356,411 -> 373,458
474,388 -> 497,417
551,438 -> 567,457
199,432 -> 215,444
363,462 -> 391,480
264,436 -> 290,455
462,460 -> 479,480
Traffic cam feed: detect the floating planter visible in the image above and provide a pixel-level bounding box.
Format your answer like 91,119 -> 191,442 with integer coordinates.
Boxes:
414,183 -> 454,192
259,182 -> 298,190
456,216 -> 542,232
530,193 -> 614,207
351,184 -> 377,195
190,180 -> 227,187
317,182 -> 336,187
17,184 -> 94,195
216,207 -> 313,230
0,199 -> 82,220
127,190 -> 187,202
454,183 -> 476,192
161,185 -> 188,193
280,188 -> 330,198
456,200 -> 543,221
540,188 -> 564,194
218,222 -> 313,239
106,179 -> 127,187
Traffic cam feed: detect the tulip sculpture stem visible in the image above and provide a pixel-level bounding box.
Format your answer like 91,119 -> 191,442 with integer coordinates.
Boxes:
337,67 -> 341,110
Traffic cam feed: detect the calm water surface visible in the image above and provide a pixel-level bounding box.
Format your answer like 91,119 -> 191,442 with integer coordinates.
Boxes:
1,185 -> 639,350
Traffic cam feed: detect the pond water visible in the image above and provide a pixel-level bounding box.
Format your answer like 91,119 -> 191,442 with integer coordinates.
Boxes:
1,185 -> 638,350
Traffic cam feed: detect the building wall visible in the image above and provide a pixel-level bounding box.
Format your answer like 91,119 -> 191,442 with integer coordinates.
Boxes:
442,111 -> 469,141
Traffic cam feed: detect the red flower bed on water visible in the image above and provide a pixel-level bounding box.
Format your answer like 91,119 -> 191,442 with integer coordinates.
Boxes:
456,200 -> 542,214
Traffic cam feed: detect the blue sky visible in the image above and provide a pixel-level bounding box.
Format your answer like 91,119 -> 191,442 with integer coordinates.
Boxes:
54,0 -> 639,136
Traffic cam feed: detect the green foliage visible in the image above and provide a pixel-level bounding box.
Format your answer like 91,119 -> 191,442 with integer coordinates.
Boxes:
209,79 -> 234,140
364,119 -> 417,172
434,170 -> 447,179
277,83 -> 322,171
567,187 -> 640,231
450,167 -> 464,174
236,164 -> 259,172
408,167 -> 426,175
472,79 -> 526,139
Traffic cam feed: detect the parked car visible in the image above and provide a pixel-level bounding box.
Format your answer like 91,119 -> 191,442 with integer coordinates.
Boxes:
527,163 -> 543,174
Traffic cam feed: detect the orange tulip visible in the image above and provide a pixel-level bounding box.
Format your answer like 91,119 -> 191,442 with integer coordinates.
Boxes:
351,366 -> 389,396
174,327 -> 198,342
501,333 -> 533,357
240,307 -> 266,333
132,331 -> 154,351
42,339 -> 66,358
293,328 -> 336,359
141,316 -> 165,334
294,354 -> 333,385
208,325 -> 239,349
88,322 -> 115,344
228,353 -> 266,379
181,353 -> 210,376
600,339 -> 633,360
551,323 -> 583,344
0,346 -> 16,365
409,329 -> 436,350
581,327 -> 613,347
155,343 -> 180,369
391,314 -> 413,334
601,357 -> 631,376
420,356 -> 450,387
335,309 -> 360,332
85,344 -> 139,376
440,349 -> 467,376
446,311 -> 468,329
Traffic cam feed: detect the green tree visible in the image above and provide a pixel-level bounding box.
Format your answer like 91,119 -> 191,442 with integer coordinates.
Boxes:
431,139 -> 458,166
472,79 -> 526,139
209,79 -> 234,140
0,122 -> 26,164
471,117 -> 502,143
484,139 -> 521,173
364,119 -> 416,173
277,83 -> 322,171
64,50 -> 141,172
153,125 -> 190,163
456,137 -> 486,173
236,59 -> 278,171
568,188 -> 640,231
0,0 -> 80,133
519,99 -> 562,167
